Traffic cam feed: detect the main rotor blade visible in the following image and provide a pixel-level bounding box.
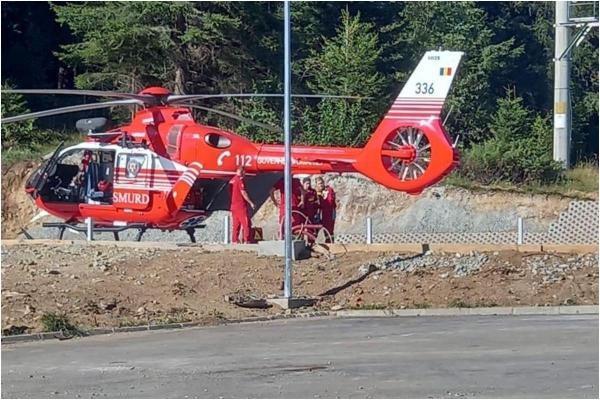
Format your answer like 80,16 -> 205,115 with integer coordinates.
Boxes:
174,103 -> 282,134
1,99 -> 142,123
2,89 -> 153,103
168,93 -> 371,102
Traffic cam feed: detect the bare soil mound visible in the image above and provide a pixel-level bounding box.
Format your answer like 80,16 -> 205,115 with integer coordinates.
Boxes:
1,243 -> 597,335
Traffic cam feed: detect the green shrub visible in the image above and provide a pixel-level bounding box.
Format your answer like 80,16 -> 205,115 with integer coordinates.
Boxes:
40,312 -> 80,335
447,299 -> 471,308
458,91 -> 563,185
1,83 -> 54,150
413,302 -> 431,309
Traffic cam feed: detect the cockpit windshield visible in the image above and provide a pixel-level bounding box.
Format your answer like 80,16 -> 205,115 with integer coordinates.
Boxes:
25,141 -> 64,195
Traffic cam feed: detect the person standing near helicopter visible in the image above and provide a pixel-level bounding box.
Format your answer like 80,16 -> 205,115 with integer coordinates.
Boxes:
270,175 -> 304,239
316,176 -> 336,243
229,165 -> 255,244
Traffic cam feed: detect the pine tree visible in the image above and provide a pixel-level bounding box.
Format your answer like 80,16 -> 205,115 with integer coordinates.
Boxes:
300,9 -> 386,146
52,2 -> 243,94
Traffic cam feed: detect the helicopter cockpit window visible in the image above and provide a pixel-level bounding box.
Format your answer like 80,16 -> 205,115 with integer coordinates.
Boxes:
167,125 -> 183,158
204,133 -> 231,149
58,149 -> 86,166
51,149 -> 87,187
37,148 -> 116,205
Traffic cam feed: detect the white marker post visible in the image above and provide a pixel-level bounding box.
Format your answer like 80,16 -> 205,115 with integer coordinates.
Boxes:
366,217 -> 373,245
283,0 -> 293,299
85,217 -> 93,241
517,217 -> 524,245
224,214 -> 230,244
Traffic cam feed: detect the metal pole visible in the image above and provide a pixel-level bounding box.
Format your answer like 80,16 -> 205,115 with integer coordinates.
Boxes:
85,217 -> 93,242
224,214 -> 230,244
366,217 -> 373,245
517,217 -> 523,245
283,0 -> 293,299
554,1 -> 572,168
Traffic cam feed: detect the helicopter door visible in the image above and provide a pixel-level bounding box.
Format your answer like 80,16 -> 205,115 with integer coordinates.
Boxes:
166,125 -> 183,159
111,151 -> 151,210
84,150 -> 115,205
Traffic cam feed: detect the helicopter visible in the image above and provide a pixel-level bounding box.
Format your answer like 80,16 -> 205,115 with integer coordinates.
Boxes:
1,50 -> 463,241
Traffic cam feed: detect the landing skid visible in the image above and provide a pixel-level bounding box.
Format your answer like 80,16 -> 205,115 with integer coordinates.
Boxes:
41,222 -> 204,243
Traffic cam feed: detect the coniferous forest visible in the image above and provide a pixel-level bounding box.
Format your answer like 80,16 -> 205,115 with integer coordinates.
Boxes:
1,2 -> 598,185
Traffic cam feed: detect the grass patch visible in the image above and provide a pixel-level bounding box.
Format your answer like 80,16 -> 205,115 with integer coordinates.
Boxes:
447,299 -> 471,308
447,299 -> 499,308
154,313 -> 193,325
208,309 -> 226,320
40,312 -> 81,335
412,302 -> 431,309
445,162 -> 598,200
349,303 -> 387,310
118,318 -> 140,328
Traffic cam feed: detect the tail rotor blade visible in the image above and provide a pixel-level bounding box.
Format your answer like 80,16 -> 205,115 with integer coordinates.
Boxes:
1,99 -> 142,123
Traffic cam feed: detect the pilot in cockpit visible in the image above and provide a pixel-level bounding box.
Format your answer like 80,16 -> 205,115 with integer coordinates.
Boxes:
70,150 -> 92,188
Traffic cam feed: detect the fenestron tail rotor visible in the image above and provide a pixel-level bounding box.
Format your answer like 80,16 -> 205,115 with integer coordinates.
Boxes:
383,126 -> 432,182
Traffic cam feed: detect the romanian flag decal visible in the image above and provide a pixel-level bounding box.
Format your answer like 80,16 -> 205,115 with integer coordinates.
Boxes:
439,67 -> 452,76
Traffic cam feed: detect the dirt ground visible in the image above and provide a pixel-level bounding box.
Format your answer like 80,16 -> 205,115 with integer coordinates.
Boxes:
1,243 -> 597,335
1,161 -> 39,239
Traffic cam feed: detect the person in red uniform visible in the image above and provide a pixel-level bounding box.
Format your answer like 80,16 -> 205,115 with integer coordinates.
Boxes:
316,176 -> 336,243
300,177 -> 320,222
70,150 -> 93,187
270,175 -> 303,239
229,165 -> 255,244
300,176 -> 320,242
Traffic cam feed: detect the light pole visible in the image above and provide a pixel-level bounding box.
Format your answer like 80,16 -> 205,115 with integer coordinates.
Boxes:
283,0 -> 293,299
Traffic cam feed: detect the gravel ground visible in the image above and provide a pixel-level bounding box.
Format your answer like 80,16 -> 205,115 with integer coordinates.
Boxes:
361,251 -> 599,281
24,211 -> 230,243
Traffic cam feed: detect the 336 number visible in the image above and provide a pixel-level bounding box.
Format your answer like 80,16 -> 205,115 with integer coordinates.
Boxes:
415,82 -> 434,95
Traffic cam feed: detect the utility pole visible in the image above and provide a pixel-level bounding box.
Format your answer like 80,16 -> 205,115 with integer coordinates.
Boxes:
553,1 -> 598,168
554,1 -> 572,168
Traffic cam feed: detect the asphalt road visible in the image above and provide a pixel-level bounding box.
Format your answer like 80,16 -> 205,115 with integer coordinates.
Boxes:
2,315 -> 598,398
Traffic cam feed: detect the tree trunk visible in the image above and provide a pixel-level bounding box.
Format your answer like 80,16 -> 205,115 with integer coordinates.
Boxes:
174,68 -> 186,95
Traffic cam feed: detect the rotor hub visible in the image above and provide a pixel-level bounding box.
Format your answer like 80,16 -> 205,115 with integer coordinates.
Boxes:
381,126 -> 432,182
138,86 -> 172,96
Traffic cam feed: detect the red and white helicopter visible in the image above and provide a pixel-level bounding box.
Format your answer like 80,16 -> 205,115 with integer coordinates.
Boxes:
2,50 -> 463,240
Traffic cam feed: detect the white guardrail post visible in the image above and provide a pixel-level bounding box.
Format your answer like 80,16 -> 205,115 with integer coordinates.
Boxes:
366,217 -> 373,245
517,217 -> 523,245
85,217 -> 94,241
223,214 -> 230,244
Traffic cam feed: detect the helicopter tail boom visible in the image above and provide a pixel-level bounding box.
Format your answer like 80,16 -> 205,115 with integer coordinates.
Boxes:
352,50 -> 463,194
